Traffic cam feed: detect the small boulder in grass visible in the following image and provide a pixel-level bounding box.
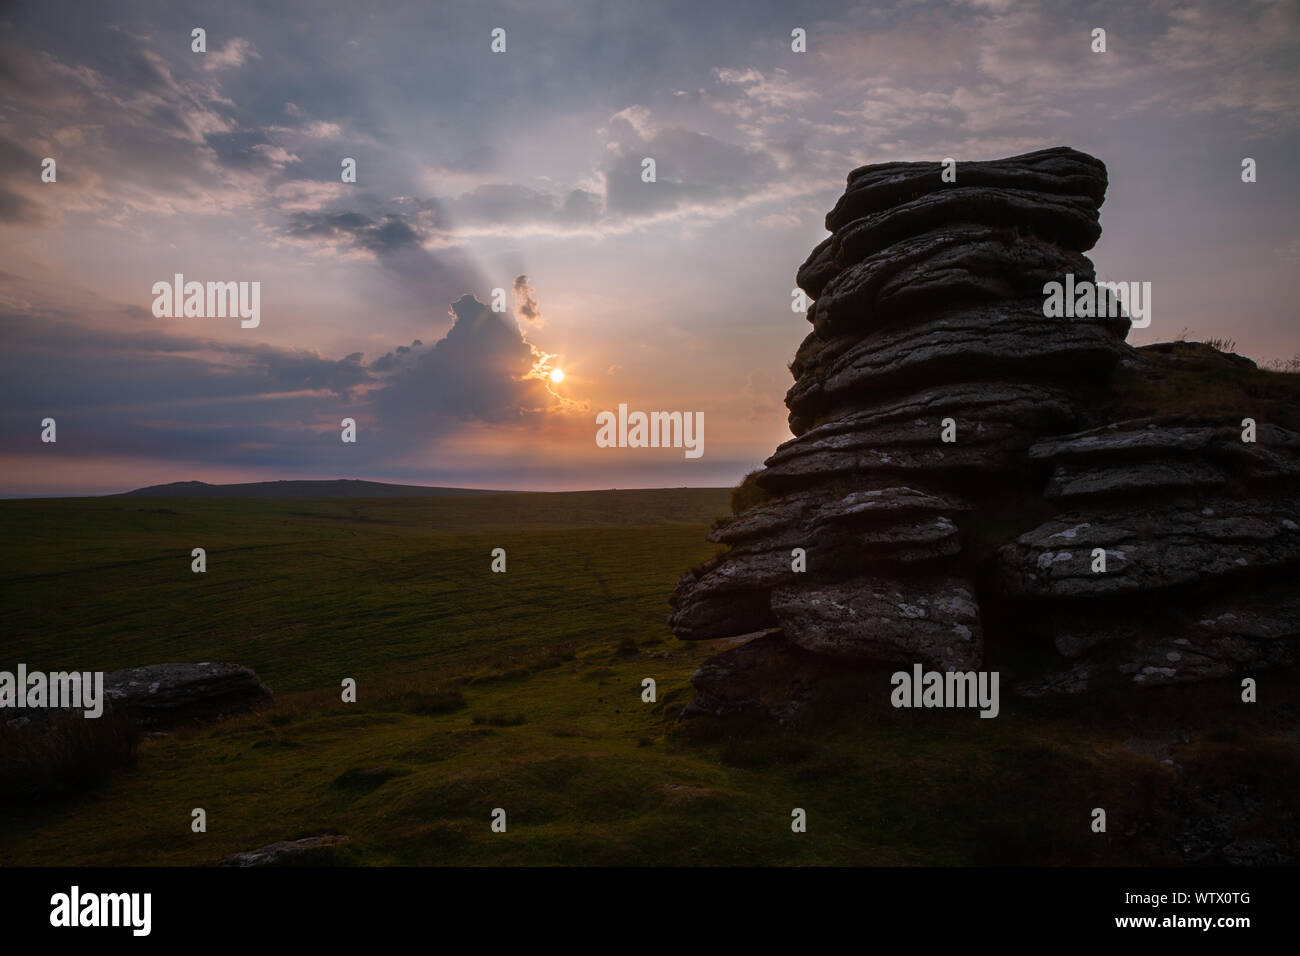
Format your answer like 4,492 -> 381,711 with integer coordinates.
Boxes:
216,835 -> 351,867
104,662 -> 272,729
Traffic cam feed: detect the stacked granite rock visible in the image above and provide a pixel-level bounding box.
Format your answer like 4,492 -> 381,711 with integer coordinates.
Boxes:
670,147 -> 1134,717
670,147 -> 1300,717
997,418 -> 1300,693
671,147 -> 1300,716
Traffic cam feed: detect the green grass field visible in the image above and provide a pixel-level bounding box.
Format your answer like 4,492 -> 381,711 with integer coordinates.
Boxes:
1,490 -> 1296,866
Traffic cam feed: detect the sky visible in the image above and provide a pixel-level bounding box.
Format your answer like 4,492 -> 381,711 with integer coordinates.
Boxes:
1,0 -> 1297,496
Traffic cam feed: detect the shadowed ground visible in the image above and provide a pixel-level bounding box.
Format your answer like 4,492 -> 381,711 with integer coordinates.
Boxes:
1,488 -> 1295,865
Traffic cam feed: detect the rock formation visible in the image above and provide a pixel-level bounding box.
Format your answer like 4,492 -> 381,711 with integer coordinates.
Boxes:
216,834 -> 350,866
104,662 -> 273,729
999,419 -> 1300,693
669,147 -> 1300,719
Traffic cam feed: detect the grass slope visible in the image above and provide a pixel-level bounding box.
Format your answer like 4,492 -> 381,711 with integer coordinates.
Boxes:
1,488 -> 1295,866
118,479 -> 509,498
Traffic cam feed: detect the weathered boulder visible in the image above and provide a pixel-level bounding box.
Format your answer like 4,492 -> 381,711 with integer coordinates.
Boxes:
216,835 -> 350,866
994,496 -> 1300,599
670,485 -> 970,646
813,225 -> 1100,338
667,579 -> 774,642
796,236 -> 837,300
771,575 -> 982,669
709,484 -> 966,547
786,302 -> 1129,425
764,382 -> 1081,485
104,662 -> 273,729
825,146 -> 1107,232
1029,423 -> 1218,460
684,631 -> 825,723
1029,420 -> 1300,483
1016,580 -> 1300,695
987,416 -> 1300,693
807,486 -> 968,526
830,187 -> 1103,273
1042,458 -> 1228,499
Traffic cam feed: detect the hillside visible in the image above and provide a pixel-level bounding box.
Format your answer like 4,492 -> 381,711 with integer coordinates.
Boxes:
2,486 -> 1295,866
117,479 -> 509,499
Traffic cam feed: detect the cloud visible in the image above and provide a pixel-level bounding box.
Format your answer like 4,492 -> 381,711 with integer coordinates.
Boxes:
601,121 -> 784,220
421,184 -> 604,235
277,207 -> 486,312
610,105 -> 656,138
0,310 -> 374,463
202,38 -> 259,72
0,188 -> 46,225
512,275 -> 543,325
270,179 -> 350,213
0,40 -> 255,223
282,210 -> 424,256
713,68 -> 817,113
299,120 -> 343,139
0,287 -> 578,474
396,97 -> 840,240
249,143 -> 301,170
369,293 -> 564,435
0,0 -> 1295,494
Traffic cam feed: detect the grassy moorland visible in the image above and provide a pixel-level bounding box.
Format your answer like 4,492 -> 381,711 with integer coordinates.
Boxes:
1,488 -> 1296,866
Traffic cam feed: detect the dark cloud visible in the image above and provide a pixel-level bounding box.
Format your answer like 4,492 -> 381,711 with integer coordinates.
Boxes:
368,340 -> 421,373
363,216 -> 423,255
283,210 -> 421,255
0,290 -> 567,472
0,188 -> 45,225
0,136 -> 57,223
0,311 -> 374,412
368,293 -> 556,441
279,208 -> 486,310
0,311 -> 374,464
512,275 -> 543,325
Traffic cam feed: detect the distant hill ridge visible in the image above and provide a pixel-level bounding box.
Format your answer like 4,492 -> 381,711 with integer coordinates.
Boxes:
118,479 -> 508,499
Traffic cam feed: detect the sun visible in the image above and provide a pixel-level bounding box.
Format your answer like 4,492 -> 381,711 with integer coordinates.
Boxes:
549,368 -> 565,383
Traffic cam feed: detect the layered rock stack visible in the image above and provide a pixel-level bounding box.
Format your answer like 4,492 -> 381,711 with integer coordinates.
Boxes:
997,419 -> 1300,693
668,146 -> 1300,718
